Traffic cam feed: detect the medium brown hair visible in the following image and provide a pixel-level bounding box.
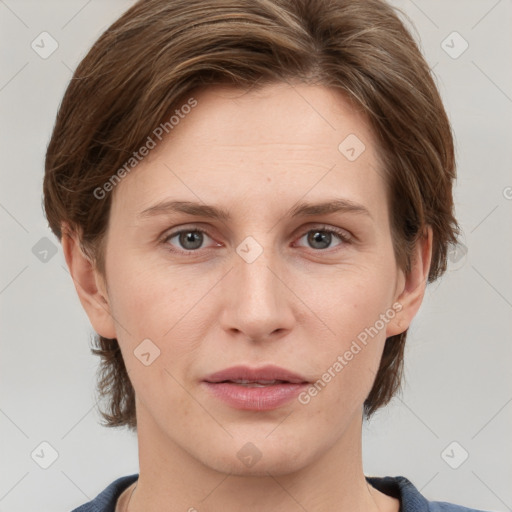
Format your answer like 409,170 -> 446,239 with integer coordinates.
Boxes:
43,0 -> 459,430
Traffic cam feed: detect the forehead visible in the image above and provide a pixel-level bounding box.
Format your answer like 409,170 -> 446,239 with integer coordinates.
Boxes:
110,82 -> 385,219
175,81 -> 373,148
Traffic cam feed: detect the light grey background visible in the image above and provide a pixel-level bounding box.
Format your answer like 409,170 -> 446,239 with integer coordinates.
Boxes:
1,1 -> 511,511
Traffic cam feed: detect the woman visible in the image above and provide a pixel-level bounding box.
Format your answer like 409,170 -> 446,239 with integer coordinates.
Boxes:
43,0 -> 488,510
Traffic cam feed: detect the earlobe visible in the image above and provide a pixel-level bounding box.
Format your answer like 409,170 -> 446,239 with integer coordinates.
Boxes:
61,223 -> 117,339
386,227 -> 433,338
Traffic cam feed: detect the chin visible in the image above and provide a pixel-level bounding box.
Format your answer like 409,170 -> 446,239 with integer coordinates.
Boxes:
196,438 -> 314,477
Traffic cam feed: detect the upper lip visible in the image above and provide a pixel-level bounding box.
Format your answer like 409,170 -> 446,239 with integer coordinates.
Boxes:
204,365 -> 309,384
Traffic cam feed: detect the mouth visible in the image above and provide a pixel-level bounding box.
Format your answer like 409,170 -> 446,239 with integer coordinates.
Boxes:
204,364 -> 309,384
203,365 -> 310,411
215,379 -> 295,387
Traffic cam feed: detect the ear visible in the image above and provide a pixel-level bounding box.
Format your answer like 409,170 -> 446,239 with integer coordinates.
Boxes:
386,226 -> 433,337
61,222 -> 117,339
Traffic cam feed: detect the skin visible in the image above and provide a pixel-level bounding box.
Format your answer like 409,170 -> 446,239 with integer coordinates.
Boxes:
62,82 -> 432,512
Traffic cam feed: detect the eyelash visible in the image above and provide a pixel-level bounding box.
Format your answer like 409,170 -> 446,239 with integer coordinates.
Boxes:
161,225 -> 352,256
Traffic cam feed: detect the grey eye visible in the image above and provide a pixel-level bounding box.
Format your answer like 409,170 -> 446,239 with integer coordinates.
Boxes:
296,229 -> 345,250
307,230 -> 334,249
166,230 -> 212,251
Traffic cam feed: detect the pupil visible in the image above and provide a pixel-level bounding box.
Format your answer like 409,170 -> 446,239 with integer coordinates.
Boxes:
180,231 -> 202,250
309,230 -> 330,249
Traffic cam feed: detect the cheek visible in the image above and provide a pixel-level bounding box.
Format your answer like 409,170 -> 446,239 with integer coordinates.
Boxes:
106,253 -> 219,382
300,329 -> 388,424
312,265 -> 396,339
106,249 -> 196,336
297,264 -> 396,403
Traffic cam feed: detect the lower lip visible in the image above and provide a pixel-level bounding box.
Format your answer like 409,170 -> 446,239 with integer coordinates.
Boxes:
203,382 -> 308,410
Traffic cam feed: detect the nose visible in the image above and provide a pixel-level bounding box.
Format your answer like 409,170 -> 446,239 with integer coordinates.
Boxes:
219,241 -> 295,342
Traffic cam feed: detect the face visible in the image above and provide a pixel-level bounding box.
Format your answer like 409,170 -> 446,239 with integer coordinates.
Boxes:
78,82 -> 422,476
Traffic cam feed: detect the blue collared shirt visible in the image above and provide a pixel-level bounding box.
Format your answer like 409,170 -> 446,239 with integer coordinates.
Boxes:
70,474 -> 491,511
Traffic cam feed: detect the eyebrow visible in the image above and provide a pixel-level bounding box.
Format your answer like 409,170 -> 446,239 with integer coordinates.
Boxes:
138,198 -> 372,221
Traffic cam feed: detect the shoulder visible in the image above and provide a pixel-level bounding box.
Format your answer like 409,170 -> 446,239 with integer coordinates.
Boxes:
428,502 -> 491,512
70,474 -> 139,512
366,475 -> 492,512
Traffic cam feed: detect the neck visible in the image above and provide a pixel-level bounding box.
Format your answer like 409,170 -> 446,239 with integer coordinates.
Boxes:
127,404 -> 394,512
